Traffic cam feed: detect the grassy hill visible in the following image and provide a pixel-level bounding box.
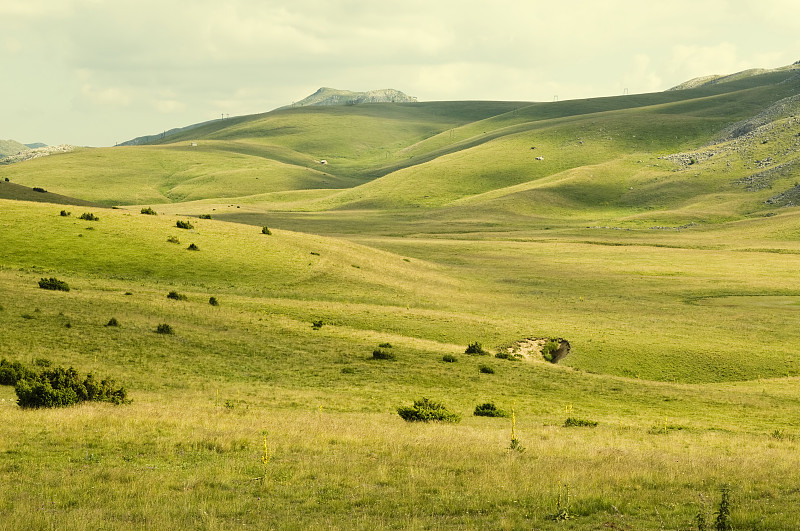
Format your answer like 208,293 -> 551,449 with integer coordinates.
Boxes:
3,64 -> 800,528
0,139 -> 29,158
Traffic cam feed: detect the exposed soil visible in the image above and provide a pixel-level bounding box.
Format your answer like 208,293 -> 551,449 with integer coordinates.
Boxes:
502,337 -> 571,364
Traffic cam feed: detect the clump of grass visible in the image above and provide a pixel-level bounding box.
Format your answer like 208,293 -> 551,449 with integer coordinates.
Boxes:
547,484 -> 572,521
38,277 -> 70,292
187,243 -> 199,251
465,342 -> 487,355
199,214 -> 212,219
495,351 -> 521,361
341,367 -> 356,374
372,349 -> 396,361
261,226 -> 272,235
442,354 -> 458,363
166,291 -> 187,301
167,236 -> 180,244
33,358 -> 52,367
105,317 -> 119,327
59,210 -> 71,217
176,220 -> 193,229
311,319 -> 325,330
397,397 -> 461,423
79,212 -> 99,221
140,207 -> 157,215
155,323 -> 174,335
564,417 -> 598,428
378,342 -> 393,348
479,364 -> 495,374
474,402 -> 509,417
209,296 -> 219,306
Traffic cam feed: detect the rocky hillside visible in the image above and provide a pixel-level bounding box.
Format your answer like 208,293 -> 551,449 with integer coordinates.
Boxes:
0,139 -> 30,158
287,87 -> 417,108
0,144 -> 74,165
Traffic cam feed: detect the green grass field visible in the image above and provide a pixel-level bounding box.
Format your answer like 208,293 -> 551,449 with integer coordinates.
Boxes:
2,65 -> 800,529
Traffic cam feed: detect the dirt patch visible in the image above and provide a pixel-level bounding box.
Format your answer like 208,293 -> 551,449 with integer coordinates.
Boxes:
502,337 -> 571,364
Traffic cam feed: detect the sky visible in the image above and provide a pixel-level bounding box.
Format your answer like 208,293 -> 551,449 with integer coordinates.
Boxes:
2,0 -> 799,147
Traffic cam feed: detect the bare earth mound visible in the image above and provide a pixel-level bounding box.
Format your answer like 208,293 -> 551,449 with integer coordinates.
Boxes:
503,337 -> 571,363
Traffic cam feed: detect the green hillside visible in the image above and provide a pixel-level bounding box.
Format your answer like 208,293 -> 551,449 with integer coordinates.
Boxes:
3,65 -> 800,529
0,138 -> 29,158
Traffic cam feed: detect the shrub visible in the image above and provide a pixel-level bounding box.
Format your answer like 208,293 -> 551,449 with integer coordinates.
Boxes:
155,323 -> 174,335
187,243 -> 199,251
379,342 -> 393,348
38,277 -> 70,292
563,417 -> 598,428
372,349 -> 396,361
209,296 -> 219,306
106,317 -> 119,327
59,210 -> 71,217
479,364 -> 495,374
167,236 -> 180,244
312,319 -> 325,330
0,358 -> 36,386
140,207 -> 157,215
541,339 -> 560,362
465,342 -> 487,355
199,214 -> 212,219
79,212 -> 99,221
176,220 -> 193,229
32,187 -> 47,193
33,358 -> 52,367
442,354 -> 458,363
495,351 -> 521,361
166,291 -> 187,301
12,365 -> 129,408
397,398 -> 461,423
474,402 -> 509,417
261,226 -> 272,235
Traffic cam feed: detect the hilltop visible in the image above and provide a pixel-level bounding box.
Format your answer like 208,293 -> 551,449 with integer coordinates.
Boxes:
286,87 -> 417,107
0,139 -> 30,158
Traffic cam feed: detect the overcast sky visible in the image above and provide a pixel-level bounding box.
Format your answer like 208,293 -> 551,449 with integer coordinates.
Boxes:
3,0 -> 799,147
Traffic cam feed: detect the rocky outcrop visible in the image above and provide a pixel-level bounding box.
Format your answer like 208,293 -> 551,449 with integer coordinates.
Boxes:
0,145 -> 75,165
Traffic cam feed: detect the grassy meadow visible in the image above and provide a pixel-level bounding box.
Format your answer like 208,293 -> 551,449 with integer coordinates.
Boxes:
2,65 -> 800,529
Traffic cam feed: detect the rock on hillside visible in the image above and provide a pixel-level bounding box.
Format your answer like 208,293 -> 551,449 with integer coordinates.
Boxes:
0,144 -> 74,165
669,62 -> 800,91
287,87 -> 417,108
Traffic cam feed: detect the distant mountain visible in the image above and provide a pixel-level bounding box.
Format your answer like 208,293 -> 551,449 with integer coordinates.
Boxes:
285,87 -> 417,108
0,139 -> 30,158
24,142 -> 47,149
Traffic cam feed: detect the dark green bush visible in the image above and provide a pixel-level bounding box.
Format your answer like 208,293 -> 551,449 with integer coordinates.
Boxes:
442,354 -> 458,363
33,358 -> 52,367
312,319 -> 325,330
166,291 -> 187,301
479,364 -> 495,374
106,317 -> 119,327
13,366 -> 129,408
155,323 -> 174,335
176,220 -> 193,229
209,296 -> 219,306
564,417 -> 598,428
379,342 -> 393,348
495,351 -> 521,361
187,243 -> 199,251
140,207 -> 157,215
474,402 -> 509,417
0,358 -> 36,386
199,214 -> 212,219
167,236 -> 180,244
465,342 -> 487,355
372,349 -> 396,361
38,277 -> 70,291
60,210 -> 71,217
33,187 -> 47,193
79,212 -> 99,221
261,226 -> 272,235
397,398 -> 461,423
541,339 -> 560,362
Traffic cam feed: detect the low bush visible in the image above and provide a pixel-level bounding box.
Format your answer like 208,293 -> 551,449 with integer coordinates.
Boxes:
495,351 -> 521,361
38,277 -> 70,292
33,358 -> 52,367
32,187 -> 47,193
442,354 -> 458,363
465,342 -> 487,355
176,220 -> 193,229
140,207 -> 157,215
209,296 -> 219,306
564,417 -> 598,428
261,226 -> 272,235
59,210 -> 71,217
15,366 -> 129,408
0,358 -> 36,386
312,319 -> 325,330
187,243 -> 199,251
199,214 -> 212,219
379,342 -> 393,348
479,364 -> 495,374
397,398 -> 461,423
106,317 -> 119,327
155,323 -> 174,335
474,402 -> 509,417
541,339 -> 560,362
166,291 -> 187,301
79,212 -> 99,221
341,367 -> 356,374
372,349 -> 396,361
167,236 -> 180,244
